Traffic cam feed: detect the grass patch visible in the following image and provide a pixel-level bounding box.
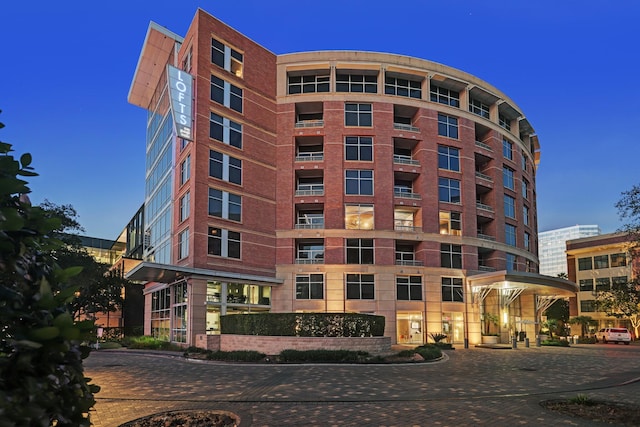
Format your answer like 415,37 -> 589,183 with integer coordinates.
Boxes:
98,341 -> 122,350
126,336 -> 183,351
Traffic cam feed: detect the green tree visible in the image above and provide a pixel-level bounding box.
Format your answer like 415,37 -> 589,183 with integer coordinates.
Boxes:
569,315 -> 597,338
0,115 -> 98,426
594,283 -> 640,340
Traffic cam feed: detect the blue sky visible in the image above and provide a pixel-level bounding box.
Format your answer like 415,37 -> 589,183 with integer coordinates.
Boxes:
1,1 -> 639,239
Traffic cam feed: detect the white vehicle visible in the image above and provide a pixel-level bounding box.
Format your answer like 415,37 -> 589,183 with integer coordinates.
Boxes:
596,328 -> 631,345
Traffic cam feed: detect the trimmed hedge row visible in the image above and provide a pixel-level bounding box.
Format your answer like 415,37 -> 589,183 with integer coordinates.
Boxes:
220,312 -> 385,337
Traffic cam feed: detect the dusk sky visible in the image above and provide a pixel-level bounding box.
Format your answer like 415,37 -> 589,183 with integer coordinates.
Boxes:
1,1 -> 639,239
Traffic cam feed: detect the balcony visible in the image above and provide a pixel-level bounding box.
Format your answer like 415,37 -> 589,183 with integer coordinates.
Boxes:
476,202 -> 494,212
393,154 -> 419,166
475,171 -> 492,181
394,123 -> 419,132
394,224 -> 421,232
477,233 -> 496,241
478,265 -> 497,272
295,119 -> 324,128
295,219 -> 324,229
295,258 -> 324,264
394,189 -> 421,200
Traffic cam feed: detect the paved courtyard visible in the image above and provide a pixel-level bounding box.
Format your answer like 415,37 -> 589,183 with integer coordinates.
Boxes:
84,343 -> 640,426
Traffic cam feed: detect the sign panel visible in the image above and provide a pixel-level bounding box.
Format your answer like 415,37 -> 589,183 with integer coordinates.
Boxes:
167,65 -> 194,141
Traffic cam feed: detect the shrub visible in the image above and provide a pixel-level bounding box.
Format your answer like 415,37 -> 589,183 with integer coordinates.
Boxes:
414,344 -> 443,361
221,312 -> 385,337
205,350 -> 265,362
279,349 -> 370,363
577,336 -> 597,344
0,134 -> 98,426
541,339 -> 570,347
569,394 -> 594,406
127,336 -> 183,351
428,332 -> 447,343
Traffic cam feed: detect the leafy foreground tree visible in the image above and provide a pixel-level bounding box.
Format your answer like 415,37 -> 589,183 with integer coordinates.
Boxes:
569,315 -> 597,338
594,283 -> 640,340
0,118 -> 99,426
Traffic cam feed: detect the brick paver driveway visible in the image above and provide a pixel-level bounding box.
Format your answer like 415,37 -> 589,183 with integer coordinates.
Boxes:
85,343 -> 640,426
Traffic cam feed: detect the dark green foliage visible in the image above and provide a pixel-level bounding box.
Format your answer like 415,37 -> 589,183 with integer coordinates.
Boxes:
577,336 -> 597,344
428,332 -> 447,343
0,118 -> 98,426
126,336 -> 183,351
541,339 -> 570,347
221,312 -> 385,337
414,344 -> 443,360
279,349 -> 369,363
205,350 -> 266,362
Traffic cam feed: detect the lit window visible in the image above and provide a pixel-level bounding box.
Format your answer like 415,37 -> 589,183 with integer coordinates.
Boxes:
211,38 -> 243,77
439,211 -> 461,235
345,204 -> 374,230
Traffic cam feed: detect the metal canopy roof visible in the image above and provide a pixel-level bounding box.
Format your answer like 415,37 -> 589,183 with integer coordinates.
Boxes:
468,270 -> 577,297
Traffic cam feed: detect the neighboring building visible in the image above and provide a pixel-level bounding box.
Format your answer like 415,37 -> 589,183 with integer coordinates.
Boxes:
538,225 -> 601,277
125,9 -> 576,347
567,232 -> 635,333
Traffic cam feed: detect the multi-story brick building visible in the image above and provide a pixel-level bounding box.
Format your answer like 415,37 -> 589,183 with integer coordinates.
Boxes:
126,8 -> 576,347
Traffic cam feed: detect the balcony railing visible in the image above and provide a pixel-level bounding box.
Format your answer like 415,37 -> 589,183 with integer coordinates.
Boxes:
295,221 -> 324,229
295,185 -> 324,196
476,202 -> 494,212
393,154 -> 420,166
296,152 -> 324,162
295,258 -> 324,264
394,190 -> 421,199
478,265 -> 497,272
475,171 -> 492,181
394,225 -> 421,232
477,233 -> 496,241
396,259 -> 424,266
295,119 -> 324,128
475,140 -> 492,151
393,123 -> 419,132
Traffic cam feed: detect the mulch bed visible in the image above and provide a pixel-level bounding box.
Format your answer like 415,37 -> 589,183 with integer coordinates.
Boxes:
119,410 -> 239,427
541,399 -> 640,425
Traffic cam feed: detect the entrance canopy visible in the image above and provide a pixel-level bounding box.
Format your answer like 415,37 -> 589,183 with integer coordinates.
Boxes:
126,261 -> 284,286
468,270 -> 577,297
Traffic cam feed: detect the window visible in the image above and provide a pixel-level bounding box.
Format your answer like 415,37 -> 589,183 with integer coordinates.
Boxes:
179,191 -> 190,222
523,205 -> 529,226
521,152 -> 528,171
395,243 -> 416,266
208,227 -> 240,259
610,253 -> 627,267
594,255 -> 609,269
210,75 -> 243,113
430,85 -> 459,107
288,73 -> 330,94
524,232 -> 531,251
211,38 -> 243,77
439,211 -> 461,235
346,274 -> 374,299
437,114 -> 458,138
180,155 -> 191,185
150,288 -> 171,340
296,209 -> 324,229
345,204 -> 374,230
503,166 -> 515,190
394,209 -> 416,230
385,75 -> 422,99
438,178 -> 461,203
580,300 -> 596,312
345,103 -> 372,127
441,244 -> 462,269
208,188 -> 241,222
438,146 -> 460,171
442,277 -> 463,302
503,139 -> 513,160
397,275 -> 422,301
499,114 -> 511,131
469,98 -> 490,118
210,113 -> 242,149
345,136 -> 373,161
505,224 -> 517,246
506,253 -> 517,271
296,274 -> 324,299
504,195 -> 516,219
612,276 -> 628,289
209,150 -> 242,185
579,279 -> 594,291
346,238 -> 374,264
345,170 -> 373,195
578,257 -> 592,271
336,73 -> 377,93
595,277 -> 611,291
522,179 -> 529,199
182,47 -> 192,73
178,229 -> 189,259
296,241 -> 324,263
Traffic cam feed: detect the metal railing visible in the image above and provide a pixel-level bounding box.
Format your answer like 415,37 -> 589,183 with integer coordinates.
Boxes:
475,141 -> 492,151
476,202 -> 494,212
295,152 -> 324,162
295,185 -> 324,196
393,154 -> 420,166
475,171 -> 492,181
394,225 -> 421,232
393,123 -> 419,132
394,190 -> 421,199
295,119 -> 324,128
395,259 -> 424,266
477,233 -> 496,241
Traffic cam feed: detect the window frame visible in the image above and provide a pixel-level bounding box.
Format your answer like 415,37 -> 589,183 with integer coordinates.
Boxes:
295,274 -> 324,299
345,136 -> 373,161
437,113 -> 459,139
345,169 -> 374,195
396,275 -> 423,301
437,145 -> 460,171
345,103 -> 373,127
440,244 -> 462,269
441,277 -> 464,302
438,177 -> 461,203
346,238 -> 374,264
346,273 -> 375,299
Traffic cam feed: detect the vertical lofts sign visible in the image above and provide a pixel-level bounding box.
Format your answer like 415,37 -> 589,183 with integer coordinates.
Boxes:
167,65 -> 194,141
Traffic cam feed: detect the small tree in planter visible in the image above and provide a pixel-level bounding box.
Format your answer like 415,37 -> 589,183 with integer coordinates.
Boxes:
483,313 -> 499,336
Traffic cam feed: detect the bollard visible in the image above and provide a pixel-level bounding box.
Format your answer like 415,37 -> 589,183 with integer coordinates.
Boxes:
464,338 -> 469,349
525,337 -> 530,348
536,335 -> 541,347
512,337 -> 517,349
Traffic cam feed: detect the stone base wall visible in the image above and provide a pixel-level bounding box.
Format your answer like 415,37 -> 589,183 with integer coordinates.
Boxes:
196,334 -> 392,356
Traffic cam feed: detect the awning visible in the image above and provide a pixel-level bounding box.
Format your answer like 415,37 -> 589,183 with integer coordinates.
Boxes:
468,270 -> 577,297
125,261 -> 284,286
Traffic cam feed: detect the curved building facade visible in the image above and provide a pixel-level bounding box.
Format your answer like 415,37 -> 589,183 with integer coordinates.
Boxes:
127,9 -> 576,348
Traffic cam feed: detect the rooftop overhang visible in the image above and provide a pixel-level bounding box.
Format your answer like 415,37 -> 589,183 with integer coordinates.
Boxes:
125,261 -> 284,286
128,22 -> 183,109
468,270 -> 577,297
